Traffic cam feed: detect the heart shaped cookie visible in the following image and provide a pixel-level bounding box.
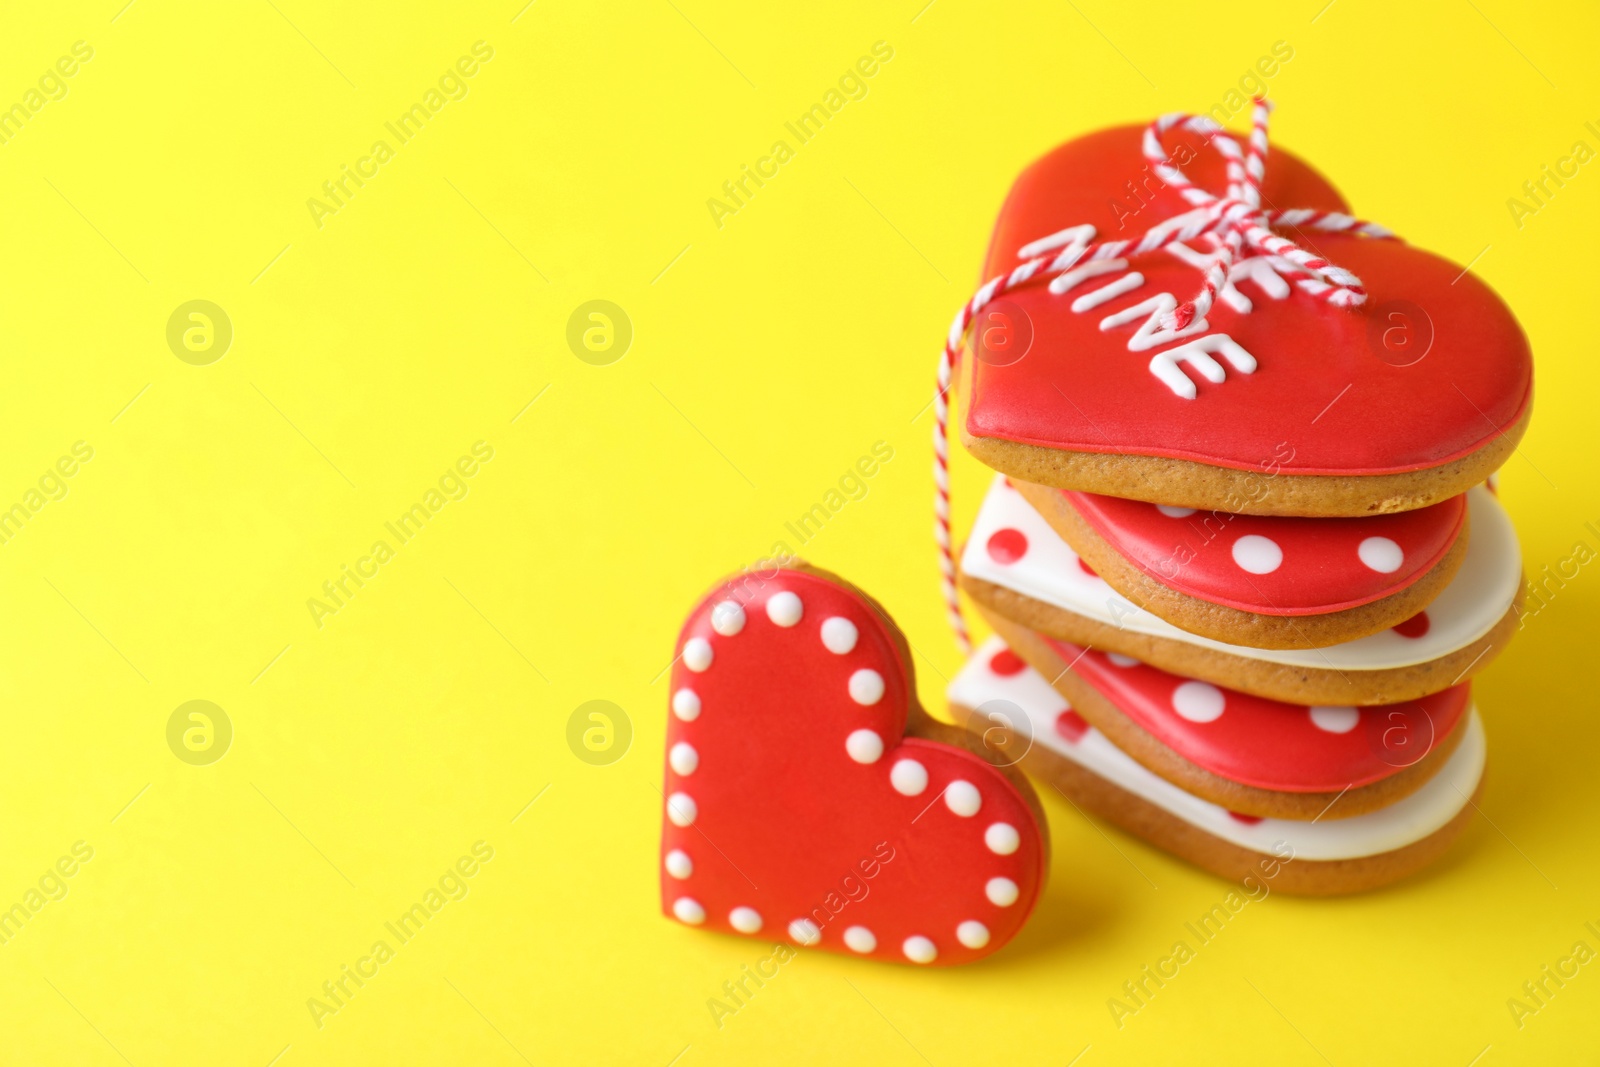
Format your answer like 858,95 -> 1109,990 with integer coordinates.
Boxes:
660,565 -> 1047,964
1007,479 -> 1469,647
948,637 -> 1486,895
951,114 -> 1532,517
982,614 -> 1471,821
959,475 -> 1522,704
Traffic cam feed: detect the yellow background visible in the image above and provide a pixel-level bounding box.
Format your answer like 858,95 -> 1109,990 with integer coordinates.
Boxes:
2,0 -> 1596,1062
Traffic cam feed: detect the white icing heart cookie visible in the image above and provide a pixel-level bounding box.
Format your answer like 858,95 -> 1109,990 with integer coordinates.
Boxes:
960,476 -> 1521,705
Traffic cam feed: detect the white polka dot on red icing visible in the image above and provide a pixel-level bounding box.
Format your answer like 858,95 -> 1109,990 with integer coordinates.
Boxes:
788,918 -> 821,945
903,936 -> 937,963
890,759 -> 928,796
1157,505 -> 1196,518
956,921 -> 990,949
820,617 -> 858,654
1309,705 -> 1360,734
846,729 -> 884,764
1106,652 -> 1139,668
669,741 -> 699,775
849,669 -> 885,705
766,591 -> 803,627
673,897 -> 705,924
843,926 -> 877,953
666,792 -> 697,826
683,638 -> 712,672
710,600 -> 745,636
1231,534 -> 1283,574
945,780 -> 981,816
1172,681 -> 1225,722
1359,536 -> 1404,574
728,906 -> 763,933
985,877 -> 1019,906
985,822 -> 1020,855
671,689 -> 701,721
664,849 -> 692,879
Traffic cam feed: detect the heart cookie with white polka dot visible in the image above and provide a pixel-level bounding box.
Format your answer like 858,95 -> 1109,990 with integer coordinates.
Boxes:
661,566 -> 1047,964
981,610 -> 1472,821
1009,478 -> 1469,649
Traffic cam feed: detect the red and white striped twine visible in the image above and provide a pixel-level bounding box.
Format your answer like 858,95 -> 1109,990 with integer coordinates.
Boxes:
933,98 -> 1396,653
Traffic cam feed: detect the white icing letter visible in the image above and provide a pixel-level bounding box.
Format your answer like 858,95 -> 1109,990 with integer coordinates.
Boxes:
1101,294 -> 1211,352
1148,334 -> 1258,399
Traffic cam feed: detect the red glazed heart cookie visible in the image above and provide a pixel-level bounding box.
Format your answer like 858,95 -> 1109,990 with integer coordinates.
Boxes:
958,476 -> 1522,704
948,636 -> 1487,895
1006,479 -> 1469,647
941,104 -> 1532,518
980,608 -> 1470,821
1040,638 -> 1470,794
1057,489 -> 1464,614
660,565 -> 1047,964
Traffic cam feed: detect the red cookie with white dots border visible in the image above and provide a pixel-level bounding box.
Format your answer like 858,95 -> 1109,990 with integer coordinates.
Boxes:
660,564 -> 1048,965
956,122 -> 1531,517
1008,478 -> 1468,649
979,610 -> 1469,821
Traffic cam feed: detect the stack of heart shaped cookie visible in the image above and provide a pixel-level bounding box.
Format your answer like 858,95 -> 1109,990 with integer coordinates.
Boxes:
943,108 -> 1532,894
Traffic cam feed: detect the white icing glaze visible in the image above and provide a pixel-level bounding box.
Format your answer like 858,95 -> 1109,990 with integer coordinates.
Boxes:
1147,333 -> 1257,398
948,637 -> 1486,861
666,792 -> 697,827
683,638 -> 712,672
945,780 -> 982,817
956,920 -> 990,948
985,876 -> 1019,906
846,728 -> 885,764
843,925 -> 877,953
1230,532 -> 1282,574
1309,705 -> 1359,734
671,688 -> 701,721
711,601 -> 746,636
1171,681 -> 1224,722
1047,256 -> 1126,295
1100,293 -> 1211,352
1017,222 -> 1305,395
1071,270 -> 1144,312
959,476 -> 1520,671
1359,536 -> 1404,573
766,591 -> 803,627
984,823 -> 1020,855
820,616 -> 859,654
890,758 -> 929,796
669,741 -> 699,775
848,668 -> 885,706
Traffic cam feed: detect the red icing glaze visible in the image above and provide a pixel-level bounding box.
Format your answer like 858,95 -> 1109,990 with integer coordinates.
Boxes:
662,569 -> 1045,964
988,648 -> 1027,676
1392,611 -> 1432,638
965,126 -> 1532,475
1042,635 -> 1469,793
1227,812 -> 1264,825
1063,489 -> 1466,615
1055,710 -> 1090,743
986,527 -> 1029,565
1076,557 -> 1098,578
